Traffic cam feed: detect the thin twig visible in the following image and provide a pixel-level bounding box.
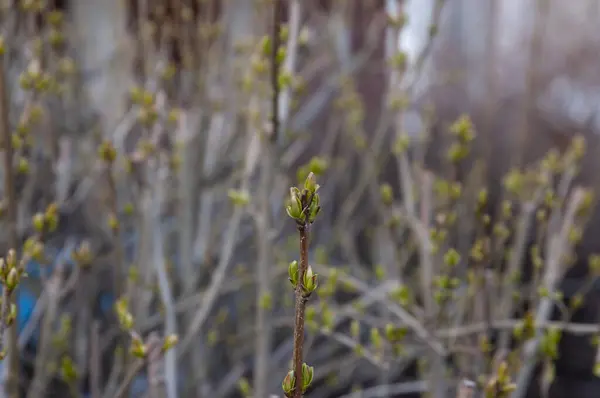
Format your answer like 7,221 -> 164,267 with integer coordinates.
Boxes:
90,321 -> 101,398
253,1 -> 283,395
178,110 -> 260,354
512,187 -> 587,398
113,359 -> 145,398
291,223 -> 309,398
25,270 -> 63,398
0,51 -> 19,398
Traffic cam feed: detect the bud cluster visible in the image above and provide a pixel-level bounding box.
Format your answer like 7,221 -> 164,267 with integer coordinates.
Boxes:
0,249 -> 26,351
282,363 -> 314,397
285,172 -> 321,225
114,297 -> 179,360
32,202 -> 59,235
288,260 -> 318,298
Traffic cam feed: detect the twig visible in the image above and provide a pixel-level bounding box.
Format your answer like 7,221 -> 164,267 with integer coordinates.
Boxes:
253,1 -> 284,395
495,189 -> 545,352
151,186 -> 177,398
101,348 -> 124,398
512,187 -> 587,398
146,333 -> 164,398
178,111 -> 260,354
291,223 -> 310,398
413,169 -> 446,398
436,319 -> 600,339
0,53 -> 19,398
90,321 -> 101,398
25,270 -> 63,398
278,0 -> 301,137
271,0 -> 283,145
113,359 -> 145,398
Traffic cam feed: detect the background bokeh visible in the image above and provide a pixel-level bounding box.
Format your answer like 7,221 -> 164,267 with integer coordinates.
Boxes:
1,0 -> 600,397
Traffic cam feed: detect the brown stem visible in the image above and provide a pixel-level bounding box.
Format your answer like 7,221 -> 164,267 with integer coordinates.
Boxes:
106,167 -> 124,297
292,223 -> 309,398
0,287 -> 9,370
271,0 -> 283,143
0,49 -> 20,398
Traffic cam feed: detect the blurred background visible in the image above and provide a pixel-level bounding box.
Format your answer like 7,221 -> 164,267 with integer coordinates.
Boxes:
0,0 -> 600,397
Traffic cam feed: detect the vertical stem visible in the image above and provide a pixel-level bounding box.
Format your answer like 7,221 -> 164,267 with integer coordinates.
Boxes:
0,47 -> 20,398
254,2 -> 283,395
271,0 -> 282,143
90,321 -> 101,398
292,224 -> 309,398
515,0 -> 550,168
106,169 -> 124,299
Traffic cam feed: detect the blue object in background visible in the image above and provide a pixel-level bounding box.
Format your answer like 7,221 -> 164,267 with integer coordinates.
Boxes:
16,286 -> 38,342
9,224 -> 188,397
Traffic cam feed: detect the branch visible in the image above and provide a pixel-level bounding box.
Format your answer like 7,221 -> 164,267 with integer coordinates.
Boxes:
0,48 -> 19,398
512,187 -> 587,398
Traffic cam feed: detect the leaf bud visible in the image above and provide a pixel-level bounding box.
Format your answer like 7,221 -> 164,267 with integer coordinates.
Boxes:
302,266 -> 318,296
162,334 -> 179,352
301,363 -> 314,392
282,370 -> 295,397
288,260 -> 299,288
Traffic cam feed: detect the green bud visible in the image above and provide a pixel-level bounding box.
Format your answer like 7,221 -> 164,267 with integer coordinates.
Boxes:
350,320 -> 360,338
60,356 -> 78,382
0,259 -> 6,279
31,241 -> 44,262
5,268 -> 18,291
227,189 -> 250,206
304,172 -> 318,193
6,249 -> 16,270
260,35 -> 272,56
302,363 -> 314,392
276,48 -> 286,65
17,157 -> 29,174
443,248 -> 461,267
385,324 -> 408,342
98,141 -> 117,163
308,193 -> 321,223
282,370 -> 295,397
370,327 -> 382,349
308,157 -> 328,175
73,241 -> 92,268
238,378 -> 251,396
286,187 -> 303,220
130,336 -> 147,358
120,312 -> 133,330
288,260 -> 299,288
302,266 -> 318,296
162,334 -> 179,352
380,183 -> 393,205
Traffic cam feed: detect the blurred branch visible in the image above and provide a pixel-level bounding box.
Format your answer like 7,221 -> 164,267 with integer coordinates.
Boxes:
26,258 -> 66,398
151,166 -> 177,398
0,44 -> 19,398
178,103 -> 261,355
513,187 -> 587,398
113,359 -> 144,398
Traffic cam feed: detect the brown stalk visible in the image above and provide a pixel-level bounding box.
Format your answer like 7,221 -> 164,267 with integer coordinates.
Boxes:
292,222 -> 309,398
0,47 -> 20,398
271,0 -> 283,143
